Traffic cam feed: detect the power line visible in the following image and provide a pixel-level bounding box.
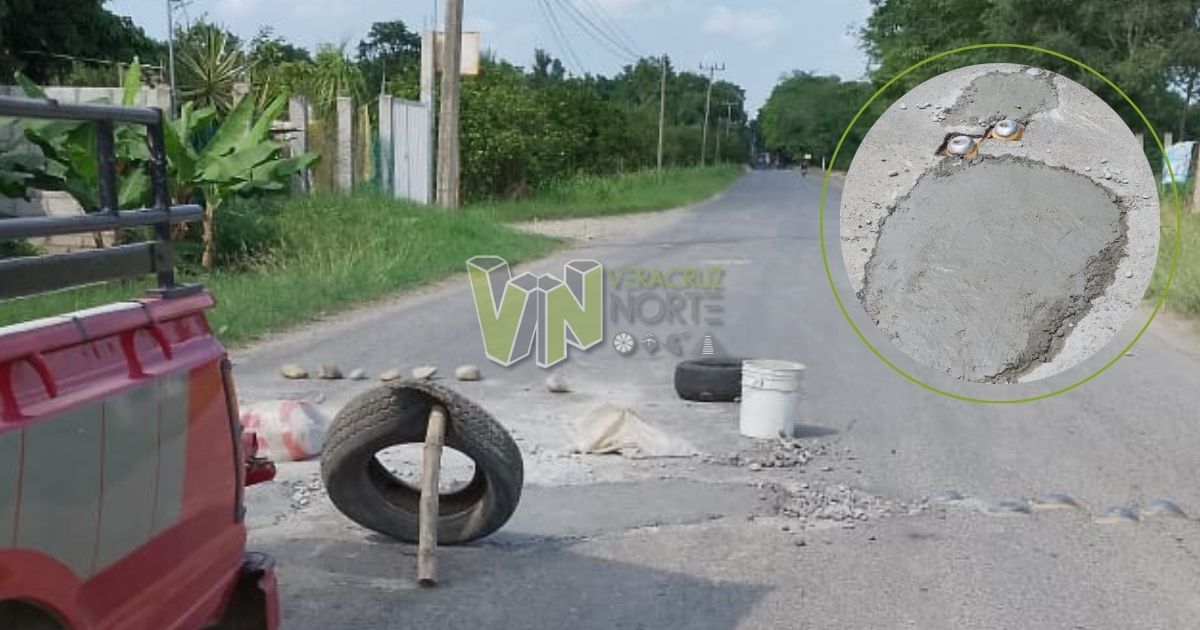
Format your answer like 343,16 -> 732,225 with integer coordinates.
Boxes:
574,0 -> 642,59
537,0 -> 587,75
19,50 -> 164,70
550,0 -> 639,63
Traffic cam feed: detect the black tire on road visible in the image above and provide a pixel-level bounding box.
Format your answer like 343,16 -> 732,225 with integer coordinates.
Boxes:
320,383 -> 523,545
674,357 -> 745,402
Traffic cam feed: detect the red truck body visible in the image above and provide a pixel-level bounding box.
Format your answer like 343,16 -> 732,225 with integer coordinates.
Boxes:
0,291 -> 278,629
0,96 -> 279,629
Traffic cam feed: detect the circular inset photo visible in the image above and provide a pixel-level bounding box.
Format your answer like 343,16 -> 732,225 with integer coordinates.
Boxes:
839,63 -> 1159,384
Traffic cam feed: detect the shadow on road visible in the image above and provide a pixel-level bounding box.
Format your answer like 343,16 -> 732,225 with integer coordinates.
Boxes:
265,533 -> 768,630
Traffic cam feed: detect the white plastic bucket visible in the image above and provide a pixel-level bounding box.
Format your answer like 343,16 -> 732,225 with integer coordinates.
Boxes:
739,360 -> 805,439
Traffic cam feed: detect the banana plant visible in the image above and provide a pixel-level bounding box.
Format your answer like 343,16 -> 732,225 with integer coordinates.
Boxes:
8,62 -> 151,246
0,139 -> 52,200
163,92 -> 318,268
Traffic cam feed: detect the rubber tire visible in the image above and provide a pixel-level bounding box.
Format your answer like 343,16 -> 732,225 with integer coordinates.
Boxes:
0,602 -> 64,630
674,357 -> 744,402
321,385 -> 523,545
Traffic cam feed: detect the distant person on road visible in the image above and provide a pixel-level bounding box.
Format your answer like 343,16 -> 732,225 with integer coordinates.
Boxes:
800,162 -> 809,177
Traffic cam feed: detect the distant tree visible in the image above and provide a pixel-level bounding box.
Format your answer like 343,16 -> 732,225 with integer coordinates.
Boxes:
357,20 -> 420,98
249,27 -> 310,67
530,49 -> 566,87
859,0 -> 1200,145
759,72 -> 874,165
248,27 -> 311,108
0,0 -> 161,83
305,44 -> 367,116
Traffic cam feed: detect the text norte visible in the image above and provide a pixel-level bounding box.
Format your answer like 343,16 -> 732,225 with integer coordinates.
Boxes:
608,266 -> 725,326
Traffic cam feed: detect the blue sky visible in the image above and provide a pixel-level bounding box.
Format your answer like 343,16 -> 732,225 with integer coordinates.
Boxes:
108,0 -> 873,113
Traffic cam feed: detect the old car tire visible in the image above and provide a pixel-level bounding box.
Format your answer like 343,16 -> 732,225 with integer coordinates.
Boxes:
321,384 -> 523,545
0,602 -> 64,630
674,357 -> 744,402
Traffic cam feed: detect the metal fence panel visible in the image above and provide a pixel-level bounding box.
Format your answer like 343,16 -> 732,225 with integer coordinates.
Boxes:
387,99 -> 432,205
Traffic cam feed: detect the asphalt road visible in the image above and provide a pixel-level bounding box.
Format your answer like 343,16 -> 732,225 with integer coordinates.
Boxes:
236,171 -> 1200,630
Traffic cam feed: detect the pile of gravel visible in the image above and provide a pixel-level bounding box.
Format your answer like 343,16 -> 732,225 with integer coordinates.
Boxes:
704,439 -> 831,470
766,481 -> 910,526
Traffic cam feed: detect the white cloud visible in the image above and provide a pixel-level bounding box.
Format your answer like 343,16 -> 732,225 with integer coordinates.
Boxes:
702,5 -> 787,46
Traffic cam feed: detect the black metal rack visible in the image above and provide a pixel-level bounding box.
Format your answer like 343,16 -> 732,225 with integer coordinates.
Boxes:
0,95 -> 202,300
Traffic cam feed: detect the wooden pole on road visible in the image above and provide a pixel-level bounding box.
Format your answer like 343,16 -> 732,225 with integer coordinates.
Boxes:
436,0 -> 464,209
417,405 -> 448,586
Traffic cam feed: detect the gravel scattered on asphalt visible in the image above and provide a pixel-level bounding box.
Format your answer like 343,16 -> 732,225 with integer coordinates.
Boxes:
546,373 -> 570,393
455,364 -> 482,381
316,364 -> 344,380
379,368 -> 403,382
280,364 -> 309,379
412,365 -> 439,380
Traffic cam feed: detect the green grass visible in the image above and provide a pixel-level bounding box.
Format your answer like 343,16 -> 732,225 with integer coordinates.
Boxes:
0,197 -> 560,345
1,166 -> 742,344
1148,205 -> 1199,316
470,165 -> 743,223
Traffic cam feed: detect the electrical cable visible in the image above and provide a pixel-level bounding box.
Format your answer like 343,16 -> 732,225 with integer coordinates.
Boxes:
576,0 -> 642,57
537,0 -> 588,75
550,0 -> 639,63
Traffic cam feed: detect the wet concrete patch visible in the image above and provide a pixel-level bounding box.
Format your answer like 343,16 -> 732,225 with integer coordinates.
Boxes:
860,156 -> 1128,383
945,70 -> 1059,125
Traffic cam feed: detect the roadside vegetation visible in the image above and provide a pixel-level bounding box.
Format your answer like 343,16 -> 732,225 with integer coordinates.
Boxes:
472,165 -> 742,223
0,166 -> 736,344
0,8 -> 752,342
1149,205 -> 1200,317
760,0 -> 1200,174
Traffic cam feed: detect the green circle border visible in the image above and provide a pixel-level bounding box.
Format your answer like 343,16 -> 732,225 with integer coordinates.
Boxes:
818,43 -> 1183,404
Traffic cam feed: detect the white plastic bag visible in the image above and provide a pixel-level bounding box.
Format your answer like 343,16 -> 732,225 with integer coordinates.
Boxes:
240,400 -> 331,462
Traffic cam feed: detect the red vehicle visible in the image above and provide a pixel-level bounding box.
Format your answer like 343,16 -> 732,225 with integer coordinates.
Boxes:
0,97 -> 278,629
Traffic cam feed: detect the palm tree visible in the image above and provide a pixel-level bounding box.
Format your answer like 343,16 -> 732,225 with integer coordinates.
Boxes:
178,26 -> 249,115
304,44 -> 368,118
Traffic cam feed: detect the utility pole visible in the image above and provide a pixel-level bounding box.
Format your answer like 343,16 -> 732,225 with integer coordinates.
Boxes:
699,61 -> 725,166
436,0 -> 464,210
657,54 -> 668,172
715,113 -> 722,164
165,0 -> 178,115
717,100 -> 737,164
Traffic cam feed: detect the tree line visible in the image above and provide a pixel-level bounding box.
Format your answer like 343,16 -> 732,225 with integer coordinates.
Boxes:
0,3 -> 751,203
759,0 -> 1200,170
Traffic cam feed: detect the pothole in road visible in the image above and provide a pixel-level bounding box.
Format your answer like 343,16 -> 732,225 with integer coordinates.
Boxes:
859,156 -> 1129,383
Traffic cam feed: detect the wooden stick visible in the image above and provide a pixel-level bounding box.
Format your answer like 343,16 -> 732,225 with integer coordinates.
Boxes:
417,404 -> 448,587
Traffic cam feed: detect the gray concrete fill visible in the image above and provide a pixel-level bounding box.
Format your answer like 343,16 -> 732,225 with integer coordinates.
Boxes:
840,63 -> 1160,383
944,69 -> 1059,125
860,157 -> 1127,382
